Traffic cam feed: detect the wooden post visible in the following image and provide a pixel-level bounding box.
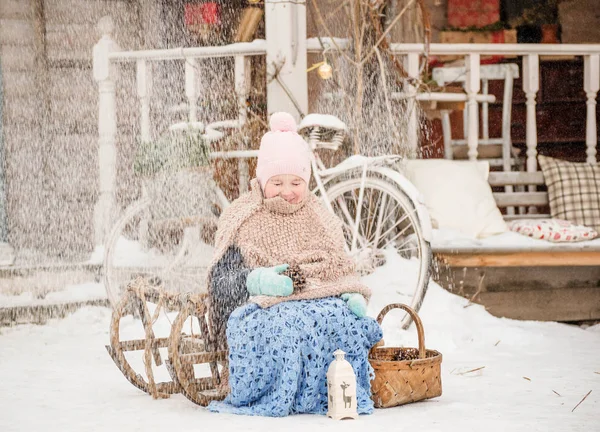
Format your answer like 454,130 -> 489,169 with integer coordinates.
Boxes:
522,54 -> 539,214
522,54 -> 539,174
584,54 -> 599,163
465,54 -> 480,161
406,53 -> 420,157
93,17 -> 119,247
265,0 -> 308,121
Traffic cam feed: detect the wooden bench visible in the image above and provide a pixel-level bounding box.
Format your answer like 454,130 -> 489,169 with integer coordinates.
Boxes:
432,171 -> 600,322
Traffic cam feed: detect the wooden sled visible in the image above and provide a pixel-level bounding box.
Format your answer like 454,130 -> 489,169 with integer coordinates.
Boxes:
106,277 -> 227,405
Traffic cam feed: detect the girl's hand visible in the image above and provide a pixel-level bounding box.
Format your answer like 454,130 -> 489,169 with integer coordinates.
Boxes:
341,293 -> 367,318
246,264 -> 294,297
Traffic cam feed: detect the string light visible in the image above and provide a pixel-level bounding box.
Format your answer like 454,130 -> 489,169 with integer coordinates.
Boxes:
317,61 -> 332,80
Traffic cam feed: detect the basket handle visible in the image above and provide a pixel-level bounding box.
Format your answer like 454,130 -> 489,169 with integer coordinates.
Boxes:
374,303 -> 426,360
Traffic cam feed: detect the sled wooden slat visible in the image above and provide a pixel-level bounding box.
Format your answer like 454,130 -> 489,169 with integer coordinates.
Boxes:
179,351 -> 228,365
119,337 -> 171,351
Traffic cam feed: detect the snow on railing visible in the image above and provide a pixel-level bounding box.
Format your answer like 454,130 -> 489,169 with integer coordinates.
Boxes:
389,43 -> 600,172
92,16 -> 266,246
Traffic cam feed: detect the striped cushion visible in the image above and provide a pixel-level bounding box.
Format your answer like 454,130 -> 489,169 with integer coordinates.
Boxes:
538,155 -> 600,231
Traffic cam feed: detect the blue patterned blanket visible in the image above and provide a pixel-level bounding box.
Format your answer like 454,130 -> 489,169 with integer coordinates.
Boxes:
208,297 -> 382,417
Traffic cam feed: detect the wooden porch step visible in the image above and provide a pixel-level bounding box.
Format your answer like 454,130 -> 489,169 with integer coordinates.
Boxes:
0,298 -> 109,326
0,263 -> 106,326
434,264 -> 600,322
475,287 -> 600,322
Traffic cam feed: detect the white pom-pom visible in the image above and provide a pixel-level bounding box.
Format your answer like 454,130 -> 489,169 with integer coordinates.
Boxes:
269,112 -> 297,133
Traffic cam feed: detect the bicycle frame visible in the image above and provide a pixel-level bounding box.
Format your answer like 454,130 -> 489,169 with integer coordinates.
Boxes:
202,120 -> 432,246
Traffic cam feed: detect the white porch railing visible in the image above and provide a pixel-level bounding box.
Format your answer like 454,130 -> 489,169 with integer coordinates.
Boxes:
92,17 -> 267,247
389,43 -> 600,170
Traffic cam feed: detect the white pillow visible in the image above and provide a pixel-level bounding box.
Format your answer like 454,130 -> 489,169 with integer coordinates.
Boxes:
402,159 -> 507,238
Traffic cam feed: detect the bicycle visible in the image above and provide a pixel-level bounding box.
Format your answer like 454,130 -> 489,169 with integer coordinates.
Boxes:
102,113 -> 433,331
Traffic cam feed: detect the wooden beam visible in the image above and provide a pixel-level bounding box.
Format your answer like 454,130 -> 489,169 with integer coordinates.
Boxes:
474,287 -> 600,322
503,213 -> 551,221
492,191 -> 548,207
436,251 -> 600,267
488,171 -> 545,186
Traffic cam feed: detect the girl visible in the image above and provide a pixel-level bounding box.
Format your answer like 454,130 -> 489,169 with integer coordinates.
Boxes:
207,112 -> 382,417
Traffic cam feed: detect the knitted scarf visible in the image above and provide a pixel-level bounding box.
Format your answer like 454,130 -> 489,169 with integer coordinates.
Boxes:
208,179 -> 371,308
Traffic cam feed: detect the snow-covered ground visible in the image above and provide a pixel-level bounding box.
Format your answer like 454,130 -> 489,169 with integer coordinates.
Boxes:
1,255 -> 599,431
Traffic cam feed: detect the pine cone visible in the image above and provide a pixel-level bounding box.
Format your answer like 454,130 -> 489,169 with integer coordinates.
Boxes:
396,348 -> 421,361
282,266 -> 307,292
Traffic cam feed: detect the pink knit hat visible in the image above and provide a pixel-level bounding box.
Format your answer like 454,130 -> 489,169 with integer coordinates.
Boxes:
256,112 -> 312,188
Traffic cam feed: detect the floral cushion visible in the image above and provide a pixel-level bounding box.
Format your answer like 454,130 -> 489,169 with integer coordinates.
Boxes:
508,219 -> 598,243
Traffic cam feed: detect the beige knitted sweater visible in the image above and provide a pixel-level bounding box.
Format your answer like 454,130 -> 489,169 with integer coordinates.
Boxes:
209,179 -> 371,308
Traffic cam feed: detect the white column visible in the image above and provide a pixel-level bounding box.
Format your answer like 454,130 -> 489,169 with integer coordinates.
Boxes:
465,54 -> 480,161
136,59 -> 153,142
235,55 -> 252,126
584,54 -> 599,163
235,55 -> 252,193
93,16 -> 119,247
406,53 -> 420,157
522,54 -> 539,174
265,0 -> 308,121
184,58 -> 198,123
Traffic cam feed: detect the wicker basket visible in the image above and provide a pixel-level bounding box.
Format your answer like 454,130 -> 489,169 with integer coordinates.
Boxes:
369,304 -> 443,408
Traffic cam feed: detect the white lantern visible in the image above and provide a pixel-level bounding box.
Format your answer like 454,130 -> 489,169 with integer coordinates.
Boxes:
326,349 -> 358,420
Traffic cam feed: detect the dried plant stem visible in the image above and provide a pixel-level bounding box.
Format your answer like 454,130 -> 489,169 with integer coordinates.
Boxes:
457,366 -> 485,375
374,45 -> 398,142
464,272 -> 485,308
369,2 -> 409,84
247,109 -> 269,129
310,0 -> 360,66
359,0 -> 416,67
571,390 -> 592,412
552,390 -> 561,396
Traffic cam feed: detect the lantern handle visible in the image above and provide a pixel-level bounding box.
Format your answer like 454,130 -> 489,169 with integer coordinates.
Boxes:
373,303 -> 426,360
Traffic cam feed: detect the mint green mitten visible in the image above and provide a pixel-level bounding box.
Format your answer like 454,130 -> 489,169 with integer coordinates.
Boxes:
246,264 -> 294,297
341,293 -> 367,318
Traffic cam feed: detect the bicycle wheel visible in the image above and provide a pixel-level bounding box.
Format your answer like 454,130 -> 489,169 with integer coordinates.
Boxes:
324,176 -> 432,329
103,197 -> 218,308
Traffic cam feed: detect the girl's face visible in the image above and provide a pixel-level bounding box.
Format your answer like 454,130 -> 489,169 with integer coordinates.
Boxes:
263,174 -> 307,204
